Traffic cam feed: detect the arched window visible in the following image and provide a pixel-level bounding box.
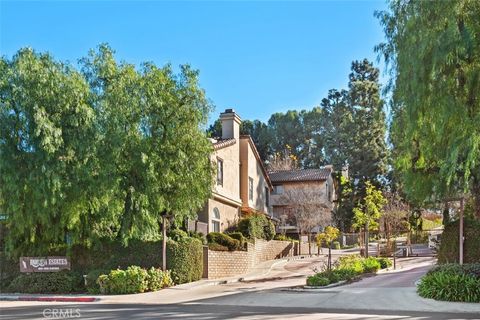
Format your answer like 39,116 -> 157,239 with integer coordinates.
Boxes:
212,208 -> 221,232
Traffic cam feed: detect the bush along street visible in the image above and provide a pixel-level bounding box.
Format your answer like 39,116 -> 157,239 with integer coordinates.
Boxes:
306,255 -> 392,287
417,263 -> 480,303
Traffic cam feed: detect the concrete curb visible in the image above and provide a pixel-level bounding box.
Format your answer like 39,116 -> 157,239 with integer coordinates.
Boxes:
0,295 -> 98,302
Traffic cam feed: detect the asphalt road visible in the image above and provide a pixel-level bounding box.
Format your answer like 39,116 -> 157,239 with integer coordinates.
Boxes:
2,256 -> 480,319
2,303 -> 480,320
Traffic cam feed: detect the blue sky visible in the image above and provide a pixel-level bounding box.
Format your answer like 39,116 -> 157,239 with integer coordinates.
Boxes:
0,0 -> 388,123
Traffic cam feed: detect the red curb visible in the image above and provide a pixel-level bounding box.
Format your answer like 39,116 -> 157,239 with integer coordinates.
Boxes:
18,297 -> 97,302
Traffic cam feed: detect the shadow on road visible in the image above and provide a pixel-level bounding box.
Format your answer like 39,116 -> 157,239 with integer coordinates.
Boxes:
2,303 -> 479,320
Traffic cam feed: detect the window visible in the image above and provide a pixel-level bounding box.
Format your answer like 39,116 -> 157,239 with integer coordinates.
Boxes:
248,177 -> 254,201
216,158 -> 223,186
265,187 -> 269,207
326,182 -> 331,201
212,208 -> 220,232
273,185 -> 284,195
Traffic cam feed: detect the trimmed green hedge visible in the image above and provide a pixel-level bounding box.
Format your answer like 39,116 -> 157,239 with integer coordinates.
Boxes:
3,236 -> 204,293
438,218 -> 480,264
207,232 -> 241,251
97,266 -> 173,294
417,263 -> 480,302
166,238 -> 203,284
237,214 -> 275,240
8,271 -> 83,294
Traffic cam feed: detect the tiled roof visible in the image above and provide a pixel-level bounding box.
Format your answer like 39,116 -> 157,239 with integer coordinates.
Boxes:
268,168 -> 332,183
212,138 -> 236,150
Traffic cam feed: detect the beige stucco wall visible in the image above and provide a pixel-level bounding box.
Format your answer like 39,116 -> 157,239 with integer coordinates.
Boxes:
205,198 -> 241,233
240,138 -> 271,215
211,143 -> 241,204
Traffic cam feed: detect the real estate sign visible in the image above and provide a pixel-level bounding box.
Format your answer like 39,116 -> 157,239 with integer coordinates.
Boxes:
20,256 -> 70,272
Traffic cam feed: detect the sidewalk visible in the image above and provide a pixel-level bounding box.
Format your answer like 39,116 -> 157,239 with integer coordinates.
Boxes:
0,255 -> 300,303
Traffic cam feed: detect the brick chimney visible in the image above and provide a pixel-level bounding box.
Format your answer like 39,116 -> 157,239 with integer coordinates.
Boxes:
219,108 -> 241,140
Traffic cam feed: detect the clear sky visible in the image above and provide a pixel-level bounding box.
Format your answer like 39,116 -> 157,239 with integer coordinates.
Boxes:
0,0 -> 388,123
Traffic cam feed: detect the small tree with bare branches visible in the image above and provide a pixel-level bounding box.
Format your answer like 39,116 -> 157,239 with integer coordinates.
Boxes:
279,188 -> 332,255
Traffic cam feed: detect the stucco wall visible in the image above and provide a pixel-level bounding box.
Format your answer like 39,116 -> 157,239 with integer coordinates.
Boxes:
205,198 -> 241,233
212,143 -> 241,204
240,138 -> 271,214
203,239 -> 295,279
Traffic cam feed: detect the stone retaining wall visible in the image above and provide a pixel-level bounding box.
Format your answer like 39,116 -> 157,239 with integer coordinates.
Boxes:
204,239 -> 295,279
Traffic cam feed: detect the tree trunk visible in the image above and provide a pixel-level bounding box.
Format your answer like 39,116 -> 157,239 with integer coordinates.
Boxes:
162,215 -> 167,271
365,223 -> 369,258
308,232 -> 312,256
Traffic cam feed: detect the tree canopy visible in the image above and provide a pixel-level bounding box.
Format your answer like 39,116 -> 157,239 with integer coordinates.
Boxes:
0,45 -> 213,254
377,0 -> 480,217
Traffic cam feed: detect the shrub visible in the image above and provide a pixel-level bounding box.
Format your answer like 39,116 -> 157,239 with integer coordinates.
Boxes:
0,253 -> 21,292
146,268 -> 173,291
226,232 -> 247,250
274,234 -> 294,241
332,241 -> 341,250
208,243 -> 229,251
166,238 -> 203,284
168,229 -> 189,242
207,232 -> 241,251
188,231 -> 207,245
306,274 -> 330,286
238,213 -> 275,240
332,268 -> 358,281
98,266 -> 148,294
8,271 -> 83,294
438,218 -> 480,264
427,263 -> 480,279
86,269 -> 110,293
376,257 -> 392,269
362,257 -> 381,273
336,255 -> 364,274
418,270 -> 480,303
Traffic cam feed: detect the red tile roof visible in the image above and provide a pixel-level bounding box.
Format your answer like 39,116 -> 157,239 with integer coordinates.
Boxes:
212,138 -> 236,150
268,167 -> 332,183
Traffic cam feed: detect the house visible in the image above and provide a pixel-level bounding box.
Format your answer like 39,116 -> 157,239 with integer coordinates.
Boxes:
269,167 -> 336,235
191,109 -> 273,234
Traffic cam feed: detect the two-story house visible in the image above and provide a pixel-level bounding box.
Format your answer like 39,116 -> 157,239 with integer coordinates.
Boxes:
191,109 -> 272,234
269,167 -> 336,235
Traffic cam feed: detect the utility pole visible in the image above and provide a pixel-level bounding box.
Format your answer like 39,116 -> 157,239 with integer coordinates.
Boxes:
459,197 -> 464,265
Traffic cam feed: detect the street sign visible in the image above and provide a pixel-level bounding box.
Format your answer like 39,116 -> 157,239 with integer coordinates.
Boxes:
20,256 -> 71,272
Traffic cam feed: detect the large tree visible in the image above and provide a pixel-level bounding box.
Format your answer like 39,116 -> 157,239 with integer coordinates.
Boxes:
377,1 -> 480,217
0,45 -> 214,255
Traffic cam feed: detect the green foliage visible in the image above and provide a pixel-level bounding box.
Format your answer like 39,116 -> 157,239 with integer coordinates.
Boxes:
97,266 -> 173,294
207,232 -> 241,251
238,214 -> 275,240
8,271 -> 83,294
336,255 -> 365,274
274,234 -> 296,242
362,257 -> 381,273
306,274 -> 330,287
438,218 -> 480,264
168,229 -> 189,242
316,226 -> 340,247
86,269 -> 110,294
353,181 -> 387,232
0,45 -> 213,254
376,257 -> 393,269
377,1 -> 480,215
166,238 -> 203,284
146,268 -> 173,291
226,232 -> 247,249
187,231 -> 207,245
207,243 -> 229,251
417,265 -> 480,303
332,241 -> 341,250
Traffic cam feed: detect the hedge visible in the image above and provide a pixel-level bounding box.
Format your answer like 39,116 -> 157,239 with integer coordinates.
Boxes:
166,238 -> 203,284
438,218 -> 480,264
207,232 -> 241,251
8,271 -> 83,294
237,214 -> 275,240
97,266 -> 173,294
3,236 -> 204,292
